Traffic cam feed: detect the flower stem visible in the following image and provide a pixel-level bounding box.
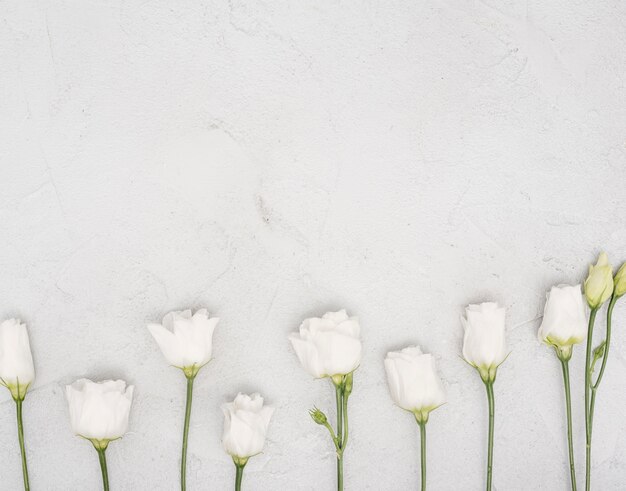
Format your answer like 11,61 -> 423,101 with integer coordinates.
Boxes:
341,387 -> 350,453
97,448 -> 109,491
584,308 -> 598,491
484,381 -> 495,491
335,383 -> 344,491
235,463 -> 246,491
592,296 -> 616,391
181,375 -> 195,491
559,356 -> 577,491
418,421 -> 426,491
584,296 -> 618,491
15,399 -> 30,491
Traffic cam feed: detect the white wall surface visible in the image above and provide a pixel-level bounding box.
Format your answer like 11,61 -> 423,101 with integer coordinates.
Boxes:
1,1 -> 625,489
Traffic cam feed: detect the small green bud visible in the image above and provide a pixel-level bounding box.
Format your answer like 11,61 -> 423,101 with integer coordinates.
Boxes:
593,341 -> 606,362
309,407 -> 328,426
614,263 -> 626,298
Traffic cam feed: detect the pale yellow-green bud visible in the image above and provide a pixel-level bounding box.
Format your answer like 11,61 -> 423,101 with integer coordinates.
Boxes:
614,262 -> 626,298
584,252 -> 614,309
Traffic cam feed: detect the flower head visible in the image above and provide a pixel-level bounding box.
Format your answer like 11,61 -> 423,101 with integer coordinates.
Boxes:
289,310 -> 361,379
222,393 -> 273,461
461,302 -> 507,382
65,379 -> 134,448
147,309 -> 218,376
384,346 -> 446,422
538,284 -> 587,360
0,319 -> 35,401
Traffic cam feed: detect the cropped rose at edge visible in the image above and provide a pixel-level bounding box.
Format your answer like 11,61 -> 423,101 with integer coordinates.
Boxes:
147,308 -> 219,376
384,346 -> 446,422
288,309 -> 362,379
538,284 -> 587,359
0,318 -> 35,401
461,302 -> 507,382
222,393 -> 274,463
65,378 -> 134,448
584,252 -> 614,309
614,262 -> 626,298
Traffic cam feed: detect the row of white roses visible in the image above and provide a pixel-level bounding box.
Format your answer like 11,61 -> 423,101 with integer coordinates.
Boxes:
0,252 -> 624,490
0,310 -> 272,491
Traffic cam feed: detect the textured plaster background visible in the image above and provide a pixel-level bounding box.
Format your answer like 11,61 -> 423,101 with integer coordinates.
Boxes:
1,1 -> 626,489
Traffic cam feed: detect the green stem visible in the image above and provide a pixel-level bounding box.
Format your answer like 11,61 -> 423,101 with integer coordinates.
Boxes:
342,388 -> 349,451
97,448 -> 109,491
235,463 -> 245,491
15,399 -> 30,491
485,381 -> 495,491
559,357 -> 577,491
584,308 -> 598,491
584,297 -> 618,491
181,375 -> 195,491
419,421 -> 426,491
592,296 -> 616,390
335,383 -> 344,491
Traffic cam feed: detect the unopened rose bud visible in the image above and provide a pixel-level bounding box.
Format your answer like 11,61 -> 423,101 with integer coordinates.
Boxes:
614,263 -> 626,298
584,252 -> 614,309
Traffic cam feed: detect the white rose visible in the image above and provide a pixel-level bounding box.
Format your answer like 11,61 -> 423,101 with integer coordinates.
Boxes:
538,284 -> 587,359
0,318 -> 35,400
147,309 -> 219,377
222,393 -> 274,462
289,309 -> 361,379
65,379 -> 134,448
461,302 -> 507,382
384,346 -> 446,422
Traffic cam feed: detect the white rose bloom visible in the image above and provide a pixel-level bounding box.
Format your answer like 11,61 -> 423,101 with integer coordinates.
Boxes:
65,379 -> 134,448
538,284 -> 587,359
289,310 -> 361,379
148,309 -> 218,376
461,302 -> 507,381
0,318 -> 35,400
222,393 -> 274,462
384,346 -> 446,422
